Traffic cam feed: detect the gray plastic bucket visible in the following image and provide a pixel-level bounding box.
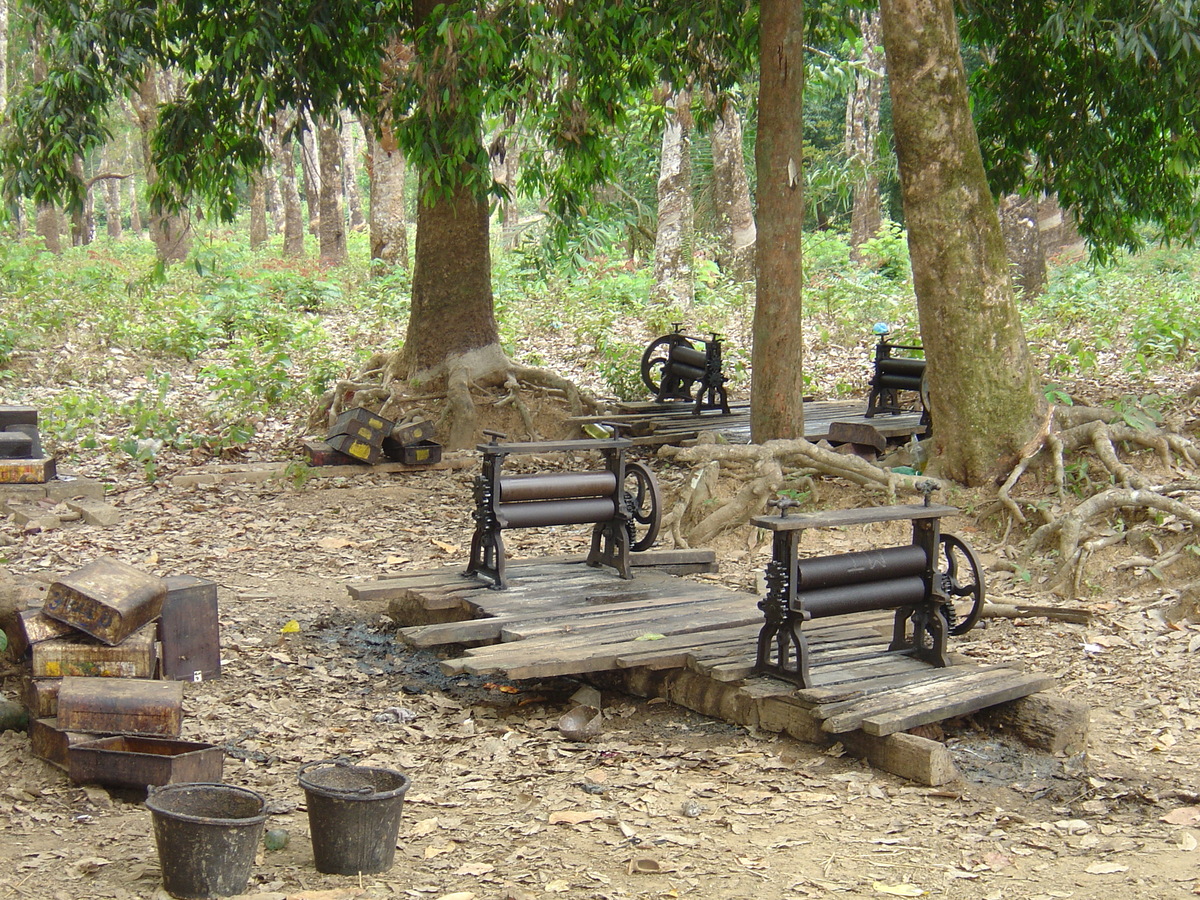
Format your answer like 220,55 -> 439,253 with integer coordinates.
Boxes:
299,759 -> 411,875
146,782 -> 268,899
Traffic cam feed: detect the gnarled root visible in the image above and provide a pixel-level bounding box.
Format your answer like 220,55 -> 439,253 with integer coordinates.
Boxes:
1002,405 -> 1200,597
656,436 -> 942,547
309,348 -> 606,448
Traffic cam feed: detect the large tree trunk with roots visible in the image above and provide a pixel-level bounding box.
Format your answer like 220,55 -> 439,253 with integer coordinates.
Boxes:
710,96 -> 756,281
651,90 -> 695,308
880,0 -> 1043,485
845,8 -> 885,258
751,0 -> 806,443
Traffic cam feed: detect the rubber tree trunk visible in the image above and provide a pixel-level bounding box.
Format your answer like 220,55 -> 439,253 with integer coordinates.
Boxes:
845,8 -> 885,257
270,114 -> 305,257
751,0 -> 806,443
880,0 -> 1044,485
998,194 -> 1046,299
249,172 -> 267,249
652,90 -> 695,308
342,111 -> 365,232
299,118 -> 320,235
710,96 -> 756,282
362,112 -> 409,266
317,116 -> 348,267
133,70 -> 190,262
490,111 -> 522,250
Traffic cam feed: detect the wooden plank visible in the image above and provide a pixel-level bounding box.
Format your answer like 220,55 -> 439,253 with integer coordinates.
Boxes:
860,672 -> 1056,736
810,666 -> 1005,721
819,667 -> 1015,733
972,692 -> 1089,756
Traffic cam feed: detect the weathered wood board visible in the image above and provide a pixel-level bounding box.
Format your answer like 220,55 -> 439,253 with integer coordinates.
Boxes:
360,558 -> 1074,786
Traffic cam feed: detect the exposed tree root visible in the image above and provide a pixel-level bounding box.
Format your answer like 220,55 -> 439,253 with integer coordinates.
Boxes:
656,436 -> 943,548
998,405 -> 1200,597
309,347 -> 604,447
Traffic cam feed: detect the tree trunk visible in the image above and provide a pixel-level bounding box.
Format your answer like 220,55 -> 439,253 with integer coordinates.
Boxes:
652,89 -> 695,308
299,118 -> 320,234
998,193 -> 1045,299
845,8 -> 885,256
70,156 -> 93,246
710,96 -> 756,282
880,0 -> 1044,485
128,177 -> 141,234
263,145 -> 283,234
490,112 -> 522,250
363,114 -> 409,266
35,204 -> 61,253
132,71 -> 190,262
103,147 -> 122,239
342,112 -> 365,232
317,116 -> 347,266
249,171 -> 267,249
271,115 -> 305,257
751,0 -> 806,443
400,176 -> 500,381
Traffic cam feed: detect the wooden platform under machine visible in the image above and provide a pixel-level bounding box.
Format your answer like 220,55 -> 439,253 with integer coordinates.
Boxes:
349,554 -> 1077,785
565,399 -> 925,447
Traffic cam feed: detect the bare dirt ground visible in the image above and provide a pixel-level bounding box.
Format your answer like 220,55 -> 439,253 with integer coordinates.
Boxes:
2,335 -> 1200,900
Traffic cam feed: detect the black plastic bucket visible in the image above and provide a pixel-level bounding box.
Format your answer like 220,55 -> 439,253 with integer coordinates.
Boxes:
146,782 -> 268,899
299,759 -> 411,875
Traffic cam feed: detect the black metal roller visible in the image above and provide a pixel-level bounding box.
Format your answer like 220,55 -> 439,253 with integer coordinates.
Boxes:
640,334 -> 695,395
622,461 -> 662,551
936,533 -> 985,636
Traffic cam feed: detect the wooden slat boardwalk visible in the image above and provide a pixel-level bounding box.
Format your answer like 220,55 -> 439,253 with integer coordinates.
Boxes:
565,398 -> 925,446
350,555 -> 1057,781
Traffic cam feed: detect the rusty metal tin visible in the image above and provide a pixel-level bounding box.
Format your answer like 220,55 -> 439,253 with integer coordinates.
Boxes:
68,735 -> 223,790
43,557 -> 167,646
30,718 -> 99,770
56,676 -> 183,737
22,678 -> 61,718
325,433 -> 382,465
31,622 -> 158,678
159,575 -> 221,682
0,457 -> 56,484
8,609 -> 78,658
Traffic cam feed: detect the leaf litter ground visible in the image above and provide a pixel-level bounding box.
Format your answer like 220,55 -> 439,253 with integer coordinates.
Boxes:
1,334 -> 1199,899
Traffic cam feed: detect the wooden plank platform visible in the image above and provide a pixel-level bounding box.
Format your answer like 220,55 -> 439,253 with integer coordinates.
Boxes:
354,557 -> 1070,784
566,399 -> 925,446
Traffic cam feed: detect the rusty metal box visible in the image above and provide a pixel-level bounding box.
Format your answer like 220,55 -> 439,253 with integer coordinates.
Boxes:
43,557 -> 167,646
159,575 -> 221,682
328,407 -> 393,446
0,406 -> 38,429
0,457 -> 56,484
68,735 -> 223,790
8,608 -> 78,658
22,678 -> 61,718
325,433 -> 382,465
31,621 -> 158,677
56,676 -> 184,737
0,431 -> 33,458
390,419 -> 435,446
30,718 -> 99,770
394,440 -> 443,466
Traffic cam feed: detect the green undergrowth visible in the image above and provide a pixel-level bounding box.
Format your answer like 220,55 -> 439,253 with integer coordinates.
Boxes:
1,222 -> 1197,478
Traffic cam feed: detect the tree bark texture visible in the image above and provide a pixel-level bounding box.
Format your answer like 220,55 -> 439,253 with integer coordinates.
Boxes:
342,112 -> 365,232
998,194 -> 1045,298
710,97 -> 756,281
652,90 -> 695,308
300,118 -> 320,234
880,0 -> 1043,485
102,147 -> 122,239
401,176 -> 500,381
363,114 -> 409,266
490,112 -> 522,250
270,115 -> 305,257
317,116 -> 347,266
133,71 -> 190,262
845,8 -> 884,255
35,203 -> 61,253
249,171 -> 267,249
751,0 -> 806,443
